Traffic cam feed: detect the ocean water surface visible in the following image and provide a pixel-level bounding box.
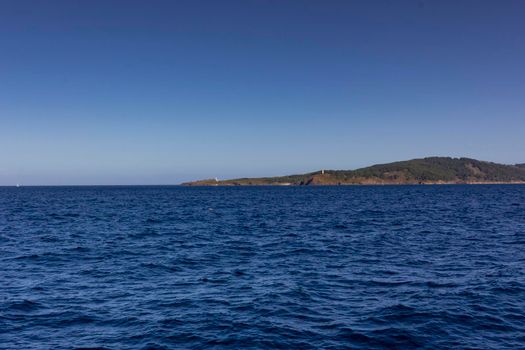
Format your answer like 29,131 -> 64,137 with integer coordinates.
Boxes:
1,185 -> 524,349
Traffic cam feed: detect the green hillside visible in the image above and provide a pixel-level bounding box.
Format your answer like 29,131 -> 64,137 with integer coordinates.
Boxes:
183,157 -> 525,186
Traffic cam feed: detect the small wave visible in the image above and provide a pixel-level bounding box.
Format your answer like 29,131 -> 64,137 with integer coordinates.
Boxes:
140,262 -> 181,272
145,218 -> 163,224
14,254 -> 40,260
4,299 -> 43,312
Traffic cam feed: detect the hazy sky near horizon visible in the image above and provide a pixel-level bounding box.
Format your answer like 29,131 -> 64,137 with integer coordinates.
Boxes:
1,0 -> 524,185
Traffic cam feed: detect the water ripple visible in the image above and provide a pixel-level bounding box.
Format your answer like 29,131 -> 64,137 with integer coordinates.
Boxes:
0,185 -> 524,349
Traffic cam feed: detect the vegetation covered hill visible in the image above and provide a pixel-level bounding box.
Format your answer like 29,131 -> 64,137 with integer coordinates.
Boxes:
183,157 -> 525,186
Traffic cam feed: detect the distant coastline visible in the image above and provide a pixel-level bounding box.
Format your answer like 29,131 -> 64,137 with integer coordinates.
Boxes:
183,157 -> 525,186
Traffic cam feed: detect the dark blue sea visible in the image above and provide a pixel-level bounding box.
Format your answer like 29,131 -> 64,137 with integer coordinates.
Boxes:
1,185 -> 524,349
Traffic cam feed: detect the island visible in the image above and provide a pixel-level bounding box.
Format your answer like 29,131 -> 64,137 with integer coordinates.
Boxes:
182,157 -> 525,186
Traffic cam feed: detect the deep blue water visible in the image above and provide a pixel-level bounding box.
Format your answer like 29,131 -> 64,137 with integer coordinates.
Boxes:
1,185 -> 524,349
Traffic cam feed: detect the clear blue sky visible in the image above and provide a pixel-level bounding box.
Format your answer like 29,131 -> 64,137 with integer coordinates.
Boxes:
1,0 -> 524,185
